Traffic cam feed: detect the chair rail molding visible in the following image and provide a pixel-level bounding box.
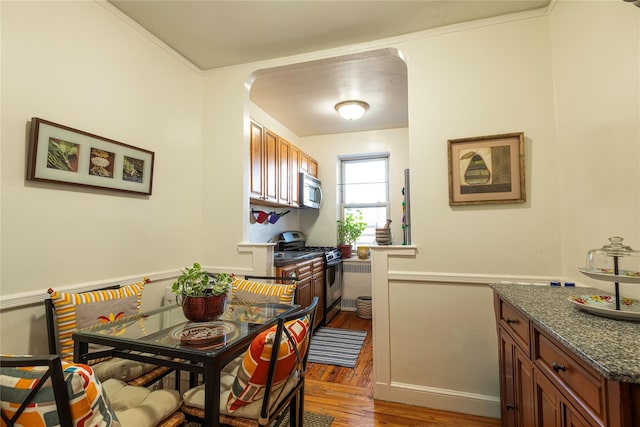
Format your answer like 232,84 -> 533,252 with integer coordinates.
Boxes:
0,244 -> 272,310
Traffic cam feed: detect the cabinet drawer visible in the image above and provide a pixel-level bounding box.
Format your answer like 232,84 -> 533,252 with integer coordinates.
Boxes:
312,257 -> 324,275
499,298 -> 531,354
296,260 -> 313,280
533,327 -> 605,424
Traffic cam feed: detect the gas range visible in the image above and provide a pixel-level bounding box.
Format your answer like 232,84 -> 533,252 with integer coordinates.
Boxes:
273,231 -> 341,264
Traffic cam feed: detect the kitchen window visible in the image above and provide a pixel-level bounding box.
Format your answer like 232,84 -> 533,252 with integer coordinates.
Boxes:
339,154 -> 390,246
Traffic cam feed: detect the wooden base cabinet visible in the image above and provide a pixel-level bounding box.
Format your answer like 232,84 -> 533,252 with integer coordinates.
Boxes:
311,257 -> 325,330
276,256 -> 324,329
497,307 -> 534,426
494,293 -> 638,427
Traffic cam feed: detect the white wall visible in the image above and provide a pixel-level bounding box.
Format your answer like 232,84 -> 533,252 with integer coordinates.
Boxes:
299,128 -> 410,246
0,1 -> 203,353
550,0 -> 640,298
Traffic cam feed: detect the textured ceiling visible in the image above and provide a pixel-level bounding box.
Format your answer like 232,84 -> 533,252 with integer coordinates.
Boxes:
108,1 -> 551,136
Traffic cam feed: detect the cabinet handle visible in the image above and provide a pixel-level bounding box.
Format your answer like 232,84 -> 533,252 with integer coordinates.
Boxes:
552,362 -> 566,372
506,404 -> 515,410
506,319 -> 517,325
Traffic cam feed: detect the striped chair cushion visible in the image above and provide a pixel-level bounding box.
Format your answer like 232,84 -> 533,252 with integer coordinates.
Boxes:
49,282 -> 145,362
226,315 -> 310,411
0,361 -> 120,427
231,279 -> 296,305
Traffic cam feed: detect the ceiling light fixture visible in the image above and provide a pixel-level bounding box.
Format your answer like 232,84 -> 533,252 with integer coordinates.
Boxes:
335,100 -> 369,120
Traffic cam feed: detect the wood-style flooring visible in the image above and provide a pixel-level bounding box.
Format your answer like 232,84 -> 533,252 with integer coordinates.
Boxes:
304,311 -> 501,427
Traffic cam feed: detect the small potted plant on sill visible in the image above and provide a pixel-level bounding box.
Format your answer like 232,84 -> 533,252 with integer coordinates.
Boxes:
171,262 -> 234,322
337,210 -> 367,259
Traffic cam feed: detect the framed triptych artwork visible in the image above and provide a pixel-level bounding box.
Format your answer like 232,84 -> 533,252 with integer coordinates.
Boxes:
27,118 -> 154,195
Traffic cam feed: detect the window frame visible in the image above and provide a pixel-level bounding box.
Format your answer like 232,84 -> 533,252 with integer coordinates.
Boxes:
339,153 -> 390,246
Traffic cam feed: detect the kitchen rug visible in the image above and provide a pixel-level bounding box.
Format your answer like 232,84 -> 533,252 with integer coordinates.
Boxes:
184,411 -> 333,427
307,327 -> 367,368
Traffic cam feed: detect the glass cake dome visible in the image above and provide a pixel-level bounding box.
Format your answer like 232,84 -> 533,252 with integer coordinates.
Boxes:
580,236 -> 640,282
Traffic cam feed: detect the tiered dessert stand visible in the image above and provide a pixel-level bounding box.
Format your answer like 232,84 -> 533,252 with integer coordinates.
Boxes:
569,236 -> 640,321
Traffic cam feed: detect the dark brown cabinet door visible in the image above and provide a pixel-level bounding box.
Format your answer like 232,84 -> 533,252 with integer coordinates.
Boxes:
515,347 -> 535,427
499,329 -> 517,427
535,371 -> 562,427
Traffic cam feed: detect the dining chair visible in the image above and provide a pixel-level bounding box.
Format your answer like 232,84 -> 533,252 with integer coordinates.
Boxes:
181,297 -> 319,427
1,354 -> 185,427
231,275 -> 299,305
44,283 -> 172,387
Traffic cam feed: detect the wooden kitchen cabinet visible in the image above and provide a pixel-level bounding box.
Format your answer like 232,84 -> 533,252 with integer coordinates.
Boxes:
249,121 -> 264,199
311,257 -> 325,329
299,151 -> 318,178
289,144 -> 300,207
250,118 -> 316,207
308,157 -> 318,178
277,136 -> 290,206
497,299 -> 534,427
249,120 -> 277,204
494,292 -> 637,427
499,328 -> 534,427
276,256 -> 325,328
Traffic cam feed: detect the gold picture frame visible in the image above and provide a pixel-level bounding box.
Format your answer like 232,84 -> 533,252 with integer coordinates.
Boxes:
448,132 -> 525,206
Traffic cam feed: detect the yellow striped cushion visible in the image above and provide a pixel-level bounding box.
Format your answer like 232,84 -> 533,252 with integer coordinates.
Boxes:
49,282 -> 144,362
231,279 -> 296,305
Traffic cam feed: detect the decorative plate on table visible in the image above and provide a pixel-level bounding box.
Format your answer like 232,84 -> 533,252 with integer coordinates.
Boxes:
170,322 -> 237,347
567,295 -> 640,321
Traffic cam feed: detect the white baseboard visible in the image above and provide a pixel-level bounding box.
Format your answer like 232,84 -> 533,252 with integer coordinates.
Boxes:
374,381 -> 500,419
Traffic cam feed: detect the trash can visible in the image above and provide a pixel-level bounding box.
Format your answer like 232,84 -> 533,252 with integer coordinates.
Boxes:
355,296 -> 372,319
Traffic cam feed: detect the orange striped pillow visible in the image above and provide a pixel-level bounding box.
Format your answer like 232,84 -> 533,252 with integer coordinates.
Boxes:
49,283 -> 144,361
231,279 -> 296,305
227,315 -> 310,411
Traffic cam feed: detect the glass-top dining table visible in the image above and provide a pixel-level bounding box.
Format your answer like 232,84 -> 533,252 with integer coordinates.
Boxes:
73,301 -> 299,426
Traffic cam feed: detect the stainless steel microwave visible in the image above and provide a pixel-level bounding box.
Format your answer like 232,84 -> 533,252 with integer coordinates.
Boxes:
299,172 -> 322,209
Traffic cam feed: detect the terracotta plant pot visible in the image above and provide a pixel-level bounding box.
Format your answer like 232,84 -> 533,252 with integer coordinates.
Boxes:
338,244 -> 353,259
181,294 -> 227,322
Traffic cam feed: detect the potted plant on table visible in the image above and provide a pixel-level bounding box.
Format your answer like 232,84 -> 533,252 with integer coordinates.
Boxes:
337,210 -> 367,259
171,262 -> 234,322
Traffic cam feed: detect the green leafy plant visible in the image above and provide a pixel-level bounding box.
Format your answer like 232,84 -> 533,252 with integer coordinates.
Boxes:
171,262 -> 234,297
337,210 -> 367,245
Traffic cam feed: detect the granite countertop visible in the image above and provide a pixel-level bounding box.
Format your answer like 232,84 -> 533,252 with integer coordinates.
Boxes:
489,283 -> 640,383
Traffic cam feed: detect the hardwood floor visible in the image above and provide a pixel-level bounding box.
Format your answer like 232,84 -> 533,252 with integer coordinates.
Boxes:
304,311 -> 501,427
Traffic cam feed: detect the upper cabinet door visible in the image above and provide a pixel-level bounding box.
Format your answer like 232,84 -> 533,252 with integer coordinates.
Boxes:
263,129 -> 278,204
249,121 -> 264,199
308,158 -> 318,178
277,136 -> 290,205
289,144 -> 300,207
